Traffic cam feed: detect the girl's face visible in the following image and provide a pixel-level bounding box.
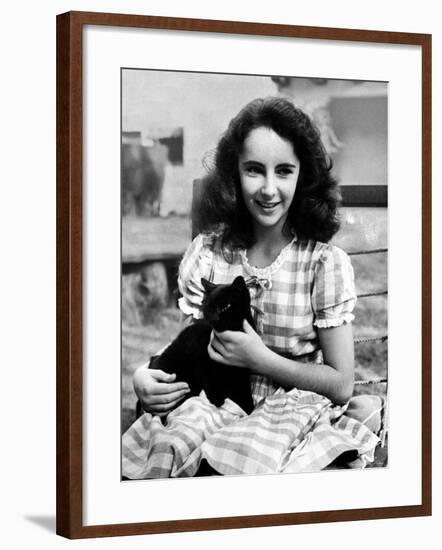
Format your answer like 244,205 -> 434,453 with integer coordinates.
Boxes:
238,126 -> 300,236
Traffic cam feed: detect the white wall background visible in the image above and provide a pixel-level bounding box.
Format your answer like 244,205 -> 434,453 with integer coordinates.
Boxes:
122,70 -> 276,215
0,0 -> 439,548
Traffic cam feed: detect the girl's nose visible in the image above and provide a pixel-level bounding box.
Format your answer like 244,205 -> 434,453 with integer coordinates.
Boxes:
260,175 -> 277,198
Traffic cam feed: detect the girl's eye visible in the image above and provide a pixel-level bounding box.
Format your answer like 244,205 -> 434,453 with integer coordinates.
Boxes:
244,165 -> 262,176
277,167 -> 294,177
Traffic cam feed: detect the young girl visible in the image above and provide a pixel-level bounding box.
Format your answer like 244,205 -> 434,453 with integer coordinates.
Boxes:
124,97 -> 382,478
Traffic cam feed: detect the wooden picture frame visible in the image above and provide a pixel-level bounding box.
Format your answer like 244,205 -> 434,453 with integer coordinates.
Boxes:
56,11 -> 432,539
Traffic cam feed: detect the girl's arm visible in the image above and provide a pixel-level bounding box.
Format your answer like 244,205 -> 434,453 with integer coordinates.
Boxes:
209,321 -> 354,405
179,312 -> 195,329
133,312 -> 193,415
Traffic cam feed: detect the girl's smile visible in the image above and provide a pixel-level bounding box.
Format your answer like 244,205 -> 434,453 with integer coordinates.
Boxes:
238,126 -> 300,235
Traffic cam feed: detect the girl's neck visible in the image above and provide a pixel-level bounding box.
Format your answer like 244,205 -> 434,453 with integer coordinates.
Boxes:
248,226 -> 293,269
252,222 -> 292,251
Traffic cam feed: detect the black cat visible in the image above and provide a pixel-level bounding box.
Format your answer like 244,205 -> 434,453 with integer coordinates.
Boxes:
149,275 -> 255,414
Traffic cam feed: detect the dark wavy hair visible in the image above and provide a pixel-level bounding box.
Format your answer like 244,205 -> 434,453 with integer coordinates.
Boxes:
196,97 -> 341,253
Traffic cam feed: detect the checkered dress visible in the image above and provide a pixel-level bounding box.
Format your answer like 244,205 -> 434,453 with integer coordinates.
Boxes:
122,233 -> 380,479
177,233 -> 357,403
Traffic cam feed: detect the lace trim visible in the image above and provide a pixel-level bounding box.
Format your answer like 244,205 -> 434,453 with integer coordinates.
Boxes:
239,236 -> 297,281
177,297 -> 204,319
313,312 -> 355,328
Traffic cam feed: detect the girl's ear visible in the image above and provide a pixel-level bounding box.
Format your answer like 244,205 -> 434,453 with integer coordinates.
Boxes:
201,278 -> 217,294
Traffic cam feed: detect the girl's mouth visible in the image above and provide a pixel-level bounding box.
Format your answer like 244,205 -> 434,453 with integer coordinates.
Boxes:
255,200 -> 280,210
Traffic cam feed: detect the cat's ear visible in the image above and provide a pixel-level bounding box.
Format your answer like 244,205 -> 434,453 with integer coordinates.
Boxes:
232,276 -> 247,290
201,278 -> 217,294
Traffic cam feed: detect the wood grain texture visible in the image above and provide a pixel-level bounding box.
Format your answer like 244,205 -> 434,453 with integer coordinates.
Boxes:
56,10 -> 432,538
56,11 -> 84,538
421,34 -> 432,517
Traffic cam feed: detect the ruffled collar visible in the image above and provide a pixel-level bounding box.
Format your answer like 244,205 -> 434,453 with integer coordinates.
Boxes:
239,235 -> 297,282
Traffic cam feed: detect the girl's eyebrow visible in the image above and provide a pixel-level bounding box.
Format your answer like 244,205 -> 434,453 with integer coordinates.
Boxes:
240,160 -> 297,167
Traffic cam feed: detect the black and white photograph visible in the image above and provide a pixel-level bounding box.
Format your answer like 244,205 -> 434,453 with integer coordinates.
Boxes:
2,0 -> 438,545
120,69 -> 389,479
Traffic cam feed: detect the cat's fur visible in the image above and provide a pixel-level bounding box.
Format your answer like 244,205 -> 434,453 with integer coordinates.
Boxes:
149,276 -> 255,414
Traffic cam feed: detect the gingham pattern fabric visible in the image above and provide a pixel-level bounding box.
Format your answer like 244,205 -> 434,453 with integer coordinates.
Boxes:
121,233 -> 376,479
177,233 -> 357,402
122,389 -> 379,479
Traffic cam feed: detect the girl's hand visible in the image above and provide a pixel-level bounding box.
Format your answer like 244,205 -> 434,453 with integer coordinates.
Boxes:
133,366 -> 190,417
208,319 -> 267,368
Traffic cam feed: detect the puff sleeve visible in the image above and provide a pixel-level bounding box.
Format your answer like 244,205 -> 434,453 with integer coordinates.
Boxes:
311,245 -> 357,328
177,233 -> 214,319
